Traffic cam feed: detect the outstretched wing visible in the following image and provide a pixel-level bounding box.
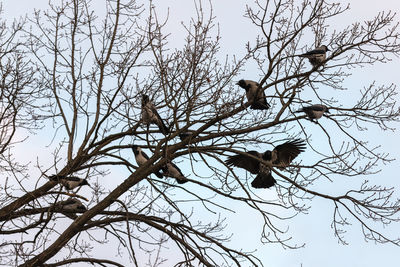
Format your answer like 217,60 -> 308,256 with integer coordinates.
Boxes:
225,151 -> 261,174
273,139 -> 306,167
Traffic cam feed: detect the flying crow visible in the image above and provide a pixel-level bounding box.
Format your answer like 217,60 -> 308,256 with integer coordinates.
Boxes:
132,145 -> 163,178
298,45 -> 330,67
237,80 -> 270,110
141,94 -> 170,135
56,198 -> 87,212
225,139 -> 306,188
162,162 -> 188,184
49,175 -> 89,190
296,104 -> 330,123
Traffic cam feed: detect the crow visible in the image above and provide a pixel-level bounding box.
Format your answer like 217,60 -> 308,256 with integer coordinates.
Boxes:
296,104 -> 330,123
237,80 -> 270,110
162,162 -> 188,184
141,94 -> 170,135
298,45 -> 330,67
225,139 -> 306,188
132,145 -> 163,178
56,198 -> 87,212
49,175 -> 89,190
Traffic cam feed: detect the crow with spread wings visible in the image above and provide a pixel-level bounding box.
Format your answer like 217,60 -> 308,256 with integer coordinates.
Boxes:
225,139 -> 306,188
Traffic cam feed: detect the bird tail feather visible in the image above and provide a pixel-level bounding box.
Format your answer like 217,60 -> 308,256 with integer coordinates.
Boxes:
155,170 -> 163,178
176,178 -> 188,184
251,173 -> 276,189
158,121 -> 170,135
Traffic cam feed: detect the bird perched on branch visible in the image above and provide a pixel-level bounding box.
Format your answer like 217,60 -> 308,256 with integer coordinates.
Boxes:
141,94 -> 170,135
295,104 -> 330,123
132,145 -> 163,178
56,198 -> 87,212
298,45 -> 330,67
237,80 -> 270,110
162,162 -> 188,184
225,139 -> 306,188
49,175 -> 89,190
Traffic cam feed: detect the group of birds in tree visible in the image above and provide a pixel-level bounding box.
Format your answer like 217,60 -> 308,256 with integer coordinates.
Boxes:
48,45 -> 330,210
229,45 -> 330,188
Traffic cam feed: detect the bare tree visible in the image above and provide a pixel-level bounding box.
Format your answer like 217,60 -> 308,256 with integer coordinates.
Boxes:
0,0 -> 399,266
0,5 -> 38,216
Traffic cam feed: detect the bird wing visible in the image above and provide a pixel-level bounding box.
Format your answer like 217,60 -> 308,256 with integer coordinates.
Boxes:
141,150 -> 150,160
64,176 -> 82,182
167,162 -> 183,177
273,139 -> 306,167
301,48 -> 325,56
166,162 -> 188,184
63,198 -> 79,206
225,151 -> 261,174
55,198 -> 77,207
251,90 -> 270,110
308,104 -> 326,111
150,103 -> 169,134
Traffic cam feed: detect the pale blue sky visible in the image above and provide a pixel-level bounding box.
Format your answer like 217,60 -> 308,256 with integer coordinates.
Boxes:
1,0 -> 399,266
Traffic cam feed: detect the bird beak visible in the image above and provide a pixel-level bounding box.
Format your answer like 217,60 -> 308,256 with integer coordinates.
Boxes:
236,81 -> 240,85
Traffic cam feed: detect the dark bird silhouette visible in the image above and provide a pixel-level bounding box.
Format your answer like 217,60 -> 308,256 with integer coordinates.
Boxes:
132,145 -> 163,178
49,175 -> 89,190
162,162 -> 188,184
296,104 -> 330,123
56,198 -> 87,212
141,94 -> 170,135
237,80 -> 270,110
298,45 -> 330,67
179,130 -> 196,142
225,139 -> 306,188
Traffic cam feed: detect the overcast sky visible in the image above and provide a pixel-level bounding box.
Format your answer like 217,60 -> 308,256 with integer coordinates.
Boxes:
1,0 -> 399,266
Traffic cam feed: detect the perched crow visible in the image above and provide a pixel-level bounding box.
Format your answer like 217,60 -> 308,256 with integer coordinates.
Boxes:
162,162 -> 188,184
49,175 -> 89,190
298,45 -> 330,67
296,104 -> 330,123
56,198 -> 87,212
237,80 -> 270,110
132,145 -> 163,178
225,139 -> 306,188
141,94 -> 170,135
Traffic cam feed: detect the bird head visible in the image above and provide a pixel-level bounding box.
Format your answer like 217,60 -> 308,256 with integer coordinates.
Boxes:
321,45 -> 330,52
236,79 -> 247,90
132,145 -> 139,153
262,150 -> 272,161
141,94 -> 149,104
80,179 -> 89,186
